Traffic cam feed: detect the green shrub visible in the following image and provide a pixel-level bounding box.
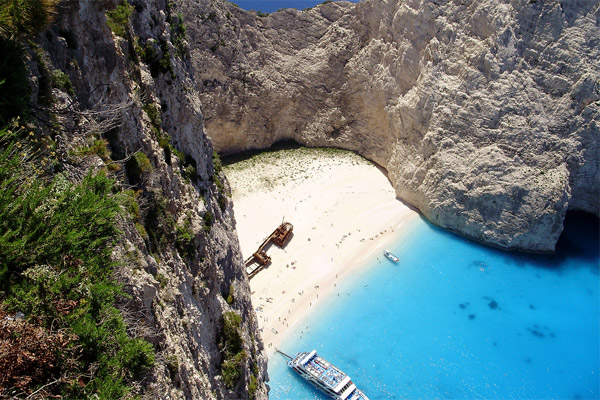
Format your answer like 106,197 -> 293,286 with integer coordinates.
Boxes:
158,39 -> 174,77
218,194 -> 227,212
181,153 -> 198,183
171,13 -> 187,58
214,174 -> 225,193
221,312 -> 243,357
125,151 -> 152,185
156,272 -> 168,288
248,373 -> 258,399
135,221 -> 149,241
122,189 -> 140,219
74,138 -> 111,160
222,351 -> 246,388
0,130 -> 155,397
171,144 -> 185,162
161,138 -> 172,165
50,69 -> 74,95
143,191 -> 175,253
31,44 -> 53,105
137,39 -> 159,64
213,150 -> 222,174
203,210 -> 213,233
0,0 -> 59,39
175,219 -> 195,259
91,138 -> 111,159
142,101 -> 172,165
106,0 -> 132,38
143,101 -> 162,132
211,151 -> 226,195
0,172 -> 120,282
226,283 -> 234,305
0,0 -> 58,110
219,311 -> 246,388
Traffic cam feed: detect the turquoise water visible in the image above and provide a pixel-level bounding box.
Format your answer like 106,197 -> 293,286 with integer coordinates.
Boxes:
268,212 -> 600,399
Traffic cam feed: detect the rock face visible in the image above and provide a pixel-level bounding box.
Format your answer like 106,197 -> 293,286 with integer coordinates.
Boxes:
184,0 -> 599,252
34,0 -> 267,398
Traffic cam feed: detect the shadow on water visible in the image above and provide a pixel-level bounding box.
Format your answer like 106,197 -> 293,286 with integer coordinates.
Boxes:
528,211 -> 600,272
287,373 -> 328,400
419,211 -> 599,273
554,211 -> 600,262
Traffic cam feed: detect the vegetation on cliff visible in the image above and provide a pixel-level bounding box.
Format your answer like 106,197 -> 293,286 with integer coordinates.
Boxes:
0,0 -> 269,397
0,130 -> 155,397
0,2 -> 155,398
219,311 -> 246,388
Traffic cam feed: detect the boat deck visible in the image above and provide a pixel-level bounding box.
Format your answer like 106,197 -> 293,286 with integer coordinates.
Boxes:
288,350 -> 370,400
290,351 -> 346,389
305,356 -> 346,389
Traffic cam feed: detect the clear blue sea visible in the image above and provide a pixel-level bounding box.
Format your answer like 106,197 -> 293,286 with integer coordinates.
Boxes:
268,212 -> 600,399
232,0 -> 358,13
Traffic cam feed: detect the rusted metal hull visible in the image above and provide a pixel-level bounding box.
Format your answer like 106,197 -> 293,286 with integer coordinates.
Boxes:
245,222 -> 294,279
272,222 -> 293,247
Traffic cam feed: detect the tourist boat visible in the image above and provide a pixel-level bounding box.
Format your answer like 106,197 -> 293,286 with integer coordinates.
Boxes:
383,249 -> 399,263
286,350 -> 370,400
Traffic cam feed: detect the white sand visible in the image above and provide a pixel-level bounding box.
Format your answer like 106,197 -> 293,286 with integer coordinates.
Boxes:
223,148 -> 418,355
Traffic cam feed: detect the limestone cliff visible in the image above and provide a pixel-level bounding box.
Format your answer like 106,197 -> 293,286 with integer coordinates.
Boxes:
32,0 -> 267,398
184,0 -> 599,252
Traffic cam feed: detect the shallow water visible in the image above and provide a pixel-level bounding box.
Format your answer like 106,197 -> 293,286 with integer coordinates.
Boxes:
268,212 -> 600,399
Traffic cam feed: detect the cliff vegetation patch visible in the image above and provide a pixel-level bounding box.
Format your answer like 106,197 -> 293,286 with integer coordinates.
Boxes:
105,0 -> 132,38
0,127 -> 154,398
219,311 -> 246,388
0,5 -> 156,395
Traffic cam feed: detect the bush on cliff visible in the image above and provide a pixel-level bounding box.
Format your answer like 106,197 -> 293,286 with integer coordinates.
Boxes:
0,128 -> 154,398
105,0 -> 132,38
219,311 -> 246,388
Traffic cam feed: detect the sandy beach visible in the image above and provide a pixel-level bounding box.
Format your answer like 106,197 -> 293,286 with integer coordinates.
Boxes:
223,148 -> 419,355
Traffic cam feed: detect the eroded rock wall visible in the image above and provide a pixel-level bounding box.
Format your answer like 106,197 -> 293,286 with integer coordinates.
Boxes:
35,0 -> 267,398
184,0 -> 599,252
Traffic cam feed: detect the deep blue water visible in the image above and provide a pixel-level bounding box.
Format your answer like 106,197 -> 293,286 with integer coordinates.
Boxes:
232,0 -> 358,13
268,212 -> 600,399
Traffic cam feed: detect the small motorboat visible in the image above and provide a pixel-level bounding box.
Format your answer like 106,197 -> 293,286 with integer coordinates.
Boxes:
383,250 -> 399,263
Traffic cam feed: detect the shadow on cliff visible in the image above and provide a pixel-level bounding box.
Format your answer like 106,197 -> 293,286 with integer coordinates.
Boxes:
420,211 -> 599,274
221,139 -> 303,165
502,211 -> 599,273
550,211 -> 600,266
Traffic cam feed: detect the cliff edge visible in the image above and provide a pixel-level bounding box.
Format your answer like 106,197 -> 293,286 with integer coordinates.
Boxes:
185,0 -> 599,252
23,0 -> 268,398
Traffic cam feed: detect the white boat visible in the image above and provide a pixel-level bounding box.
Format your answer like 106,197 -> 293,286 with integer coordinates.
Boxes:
383,249 -> 399,263
286,350 -> 369,400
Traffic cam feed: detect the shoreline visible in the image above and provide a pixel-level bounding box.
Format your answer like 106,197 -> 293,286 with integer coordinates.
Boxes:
223,148 -> 419,355
268,215 -> 419,355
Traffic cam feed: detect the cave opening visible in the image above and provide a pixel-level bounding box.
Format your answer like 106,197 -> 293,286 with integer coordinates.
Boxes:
555,211 -> 600,263
220,139 -> 303,165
